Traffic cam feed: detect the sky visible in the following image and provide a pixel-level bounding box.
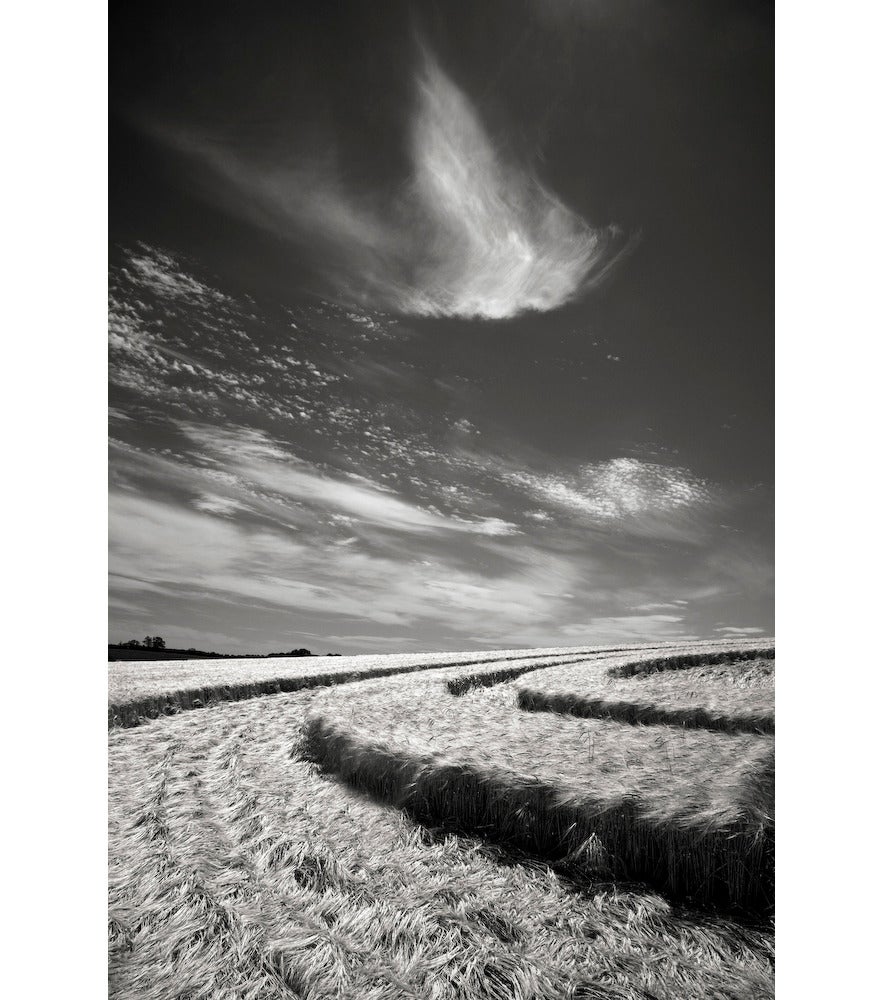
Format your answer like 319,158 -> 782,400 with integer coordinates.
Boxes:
109,0 -> 773,654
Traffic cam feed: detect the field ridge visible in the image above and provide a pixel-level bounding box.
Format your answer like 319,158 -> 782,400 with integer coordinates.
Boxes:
518,690 -> 774,734
607,648 -> 775,679
302,715 -> 774,912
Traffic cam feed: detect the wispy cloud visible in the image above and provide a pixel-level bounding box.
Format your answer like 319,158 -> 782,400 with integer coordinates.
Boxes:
181,423 -> 519,538
632,601 -> 688,612
151,50 -> 624,320
558,614 -> 694,644
122,244 -> 233,307
498,458 -> 713,533
108,430 -> 771,651
108,243 -> 771,651
109,490 -> 575,636
395,53 -> 623,318
714,625 -> 766,635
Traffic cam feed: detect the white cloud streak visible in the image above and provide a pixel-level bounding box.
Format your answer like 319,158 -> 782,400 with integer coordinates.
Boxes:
181,424 -> 519,538
109,491 -> 573,634
632,601 -> 687,612
558,615 -> 694,644
397,53 -> 621,318
500,458 -> 712,525
155,51 -> 623,320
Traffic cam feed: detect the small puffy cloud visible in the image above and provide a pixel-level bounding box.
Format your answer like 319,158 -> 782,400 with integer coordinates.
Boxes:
525,509 -> 552,522
466,516 -> 519,537
193,494 -> 251,517
452,418 -> 478,434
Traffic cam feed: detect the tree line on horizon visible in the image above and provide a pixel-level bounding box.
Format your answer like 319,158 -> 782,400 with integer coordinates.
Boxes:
117,636 -> 166,650
110,637 -> 317,658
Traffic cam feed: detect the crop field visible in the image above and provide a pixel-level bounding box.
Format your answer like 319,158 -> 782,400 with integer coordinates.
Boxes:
108,640 -> 775,999
107,646 -> 592,728
107,639 -> 744,729
517,652 -> 774,734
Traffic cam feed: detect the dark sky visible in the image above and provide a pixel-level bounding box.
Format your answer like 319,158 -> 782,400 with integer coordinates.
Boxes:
109,0 -> 773,653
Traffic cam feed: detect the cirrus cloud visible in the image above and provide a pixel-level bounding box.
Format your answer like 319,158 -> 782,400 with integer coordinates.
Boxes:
499,458 -> 713,523
179,423 -> 520,539
148,50 -> 625,320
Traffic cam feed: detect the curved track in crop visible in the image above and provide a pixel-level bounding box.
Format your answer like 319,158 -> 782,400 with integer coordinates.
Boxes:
109,645 -> 775,999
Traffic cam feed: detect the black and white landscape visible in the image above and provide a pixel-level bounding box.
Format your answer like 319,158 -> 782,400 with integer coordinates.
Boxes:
109,3 -> 775,998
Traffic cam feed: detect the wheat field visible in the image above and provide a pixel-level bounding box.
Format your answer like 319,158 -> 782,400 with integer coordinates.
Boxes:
517,652 -> 774,734
107,643 -> 688,729
108,640 -> 775,999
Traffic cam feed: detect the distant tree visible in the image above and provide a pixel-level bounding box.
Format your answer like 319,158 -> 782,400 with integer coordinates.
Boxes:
120,639 -> 142,648
152,636 -> 166,650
